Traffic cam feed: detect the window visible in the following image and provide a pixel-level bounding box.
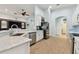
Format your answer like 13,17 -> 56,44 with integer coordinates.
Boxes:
21,22 -> 25,29
1,20 -> 8,28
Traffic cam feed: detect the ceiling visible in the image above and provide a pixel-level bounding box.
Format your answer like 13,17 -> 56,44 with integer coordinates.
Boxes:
37,4 -> 76,11
0,4 -> 76,19
0,4 -> 35,18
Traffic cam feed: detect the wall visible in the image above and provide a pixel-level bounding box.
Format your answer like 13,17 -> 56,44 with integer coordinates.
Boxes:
49,6 -> 76,37
35,6 -> 44,17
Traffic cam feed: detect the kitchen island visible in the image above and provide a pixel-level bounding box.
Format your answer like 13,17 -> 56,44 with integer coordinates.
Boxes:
0,35 -> 31,54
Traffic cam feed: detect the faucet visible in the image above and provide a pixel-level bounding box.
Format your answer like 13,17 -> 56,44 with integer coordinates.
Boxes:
11,24 -> 18,29
9,24 -> 18,36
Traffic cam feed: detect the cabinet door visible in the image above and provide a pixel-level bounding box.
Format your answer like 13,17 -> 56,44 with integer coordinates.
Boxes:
35,15 -> 41,26
36,31 -> 43,42
74,43 -> 79,54
74,37 -> 79,54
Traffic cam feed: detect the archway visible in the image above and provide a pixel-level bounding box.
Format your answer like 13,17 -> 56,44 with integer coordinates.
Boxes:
55,16 -> 68,38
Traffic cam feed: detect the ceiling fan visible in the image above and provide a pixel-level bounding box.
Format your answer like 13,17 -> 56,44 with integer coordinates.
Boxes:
14,9 -> 30,16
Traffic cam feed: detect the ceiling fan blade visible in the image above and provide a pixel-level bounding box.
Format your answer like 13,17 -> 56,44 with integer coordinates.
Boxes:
14,9 -> 30,16
25,13 -> 30,16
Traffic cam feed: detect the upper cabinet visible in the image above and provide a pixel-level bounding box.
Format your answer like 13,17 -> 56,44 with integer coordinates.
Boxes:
35,6 -> 44,27
35,15 -> 41,26
72,5 -> 79,26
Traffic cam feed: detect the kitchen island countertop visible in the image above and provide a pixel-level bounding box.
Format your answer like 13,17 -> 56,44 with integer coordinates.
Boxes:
0,35 -> 31,53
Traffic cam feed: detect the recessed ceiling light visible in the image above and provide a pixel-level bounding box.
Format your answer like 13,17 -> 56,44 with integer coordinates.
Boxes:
49,6 -> 52,9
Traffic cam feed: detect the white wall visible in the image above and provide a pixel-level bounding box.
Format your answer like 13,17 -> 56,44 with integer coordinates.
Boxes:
49,6 -> 76,37
35,6 -> 44,17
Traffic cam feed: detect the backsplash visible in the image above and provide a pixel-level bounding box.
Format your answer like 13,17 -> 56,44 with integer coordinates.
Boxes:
0,20 -> 27,37
0,19 -> 26,31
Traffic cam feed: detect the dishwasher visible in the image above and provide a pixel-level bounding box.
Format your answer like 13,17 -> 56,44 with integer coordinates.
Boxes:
29,32 -> 36,46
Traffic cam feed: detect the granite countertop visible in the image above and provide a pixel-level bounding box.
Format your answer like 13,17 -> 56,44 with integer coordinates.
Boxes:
0,35 -> 31,52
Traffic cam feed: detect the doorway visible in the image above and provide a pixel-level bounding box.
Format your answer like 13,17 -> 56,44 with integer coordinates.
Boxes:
55,16 -> 67,38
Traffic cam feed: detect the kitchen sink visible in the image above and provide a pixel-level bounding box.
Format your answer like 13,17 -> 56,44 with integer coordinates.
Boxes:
12,33 -> 24,36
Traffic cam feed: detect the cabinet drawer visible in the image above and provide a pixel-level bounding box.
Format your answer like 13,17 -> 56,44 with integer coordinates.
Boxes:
74,45 -> 79,54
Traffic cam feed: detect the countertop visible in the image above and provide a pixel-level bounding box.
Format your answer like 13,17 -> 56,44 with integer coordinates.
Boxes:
69,31 -> 79,34
0,29 -> 36,52
69,30 -> 79,35
0,35 -> 31,52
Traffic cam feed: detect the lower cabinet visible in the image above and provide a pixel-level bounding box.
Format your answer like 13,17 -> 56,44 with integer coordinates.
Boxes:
0,42 -> 30,54
23,31 -> 43,45
36,30 -> 43,42
74,37 -> 79,54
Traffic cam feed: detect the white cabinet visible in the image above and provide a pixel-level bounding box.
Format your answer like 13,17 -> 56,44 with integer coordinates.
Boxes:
74,36 -> 79,54
35,6 -> 44,26
0,42 -> 30,54
36,30 -> 43,42
72,5 -> 79,26
35,15 -> 41,26
0,36 -> 31,54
